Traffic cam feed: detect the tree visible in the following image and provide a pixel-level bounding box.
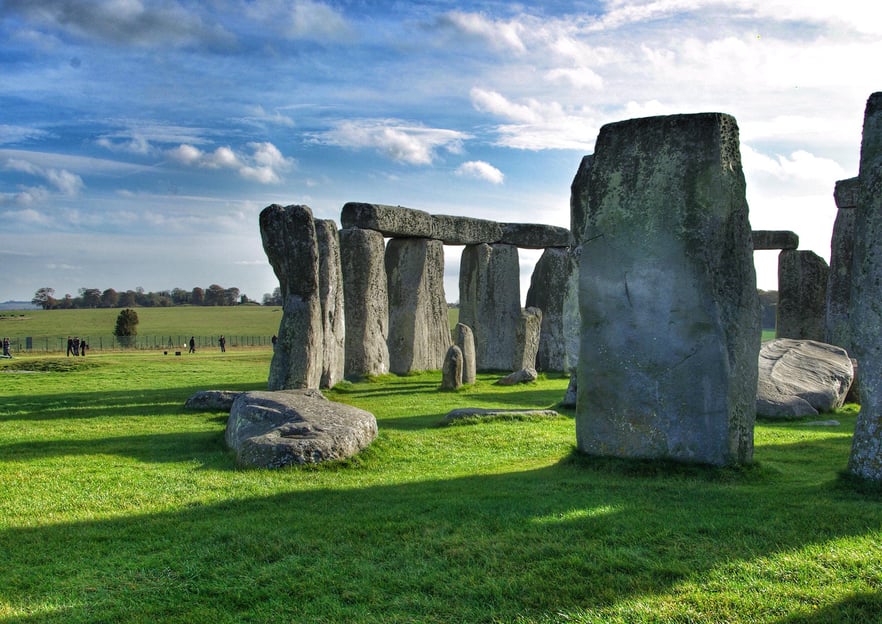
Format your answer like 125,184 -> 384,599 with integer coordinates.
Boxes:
262,287 -> 282,306
113,308 -> 139,347
204,284 -> 226,306
101,288 -> 119,308
191,287 -> 204,306
224,287 -> 240,306
32,287 -> 56,310
79,288 -> 101,309
119,290 -> 137,307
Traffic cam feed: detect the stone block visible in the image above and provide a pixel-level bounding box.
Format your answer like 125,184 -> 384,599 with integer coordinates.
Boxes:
751,230 -> 799,250
341,202 -> 434,238
315,219 -> 345,389
776,249 -> 828,341
526,247 -> 570,371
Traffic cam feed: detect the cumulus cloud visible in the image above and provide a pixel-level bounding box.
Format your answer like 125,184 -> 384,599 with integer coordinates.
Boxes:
96,134 -> 154,156
456,161 -> 504,184
437,11 -> 527,53
1,157 -> 84,200
0,125 -> 50,145
314,120 -> 470,165
167,141 -> 293,183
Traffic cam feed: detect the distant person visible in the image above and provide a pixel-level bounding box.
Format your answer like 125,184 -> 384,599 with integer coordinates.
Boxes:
67,336 -> 73,357
189,336 -> 196,353
2,337 -> 10,358
73,337 -> 80,356
80,340 -> 87,357
219,335 -> 226,352
271,335 -> 277,350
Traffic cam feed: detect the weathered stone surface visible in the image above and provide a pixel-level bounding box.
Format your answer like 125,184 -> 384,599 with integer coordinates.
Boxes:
513,306 -> 542,371
756,339 -> 854,419
498,223 -> 571,248
526,247 -> 570,371
496,367 -> 538,385
185,390 -> 241,411
431,214 -> 504,245
444,407 -> 559,422
226,390 -> 377,468
260,204 -> 324,390
570,155 -> 593,244
561,372 -> 577,408
751,230 -> 799,250
459,243 -> 521,371
564,156 -> 594,373
315,219 -> 345,389
341,202 -> 434,238
441,345 -> 463,390
848,92 -> 882,481
455,323 -> 477,385
385,238 -> 450,374
777,250 -> 829,341
825,177 -> 859,351
340,227 -> 389,378
577,112 -> 761,467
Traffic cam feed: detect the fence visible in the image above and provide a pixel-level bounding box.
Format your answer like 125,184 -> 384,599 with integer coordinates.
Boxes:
2,335 -> 276,354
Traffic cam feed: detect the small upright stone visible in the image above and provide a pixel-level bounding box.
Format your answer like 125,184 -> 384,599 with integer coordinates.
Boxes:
455,323 -> 477,385
441,345 -> 464,390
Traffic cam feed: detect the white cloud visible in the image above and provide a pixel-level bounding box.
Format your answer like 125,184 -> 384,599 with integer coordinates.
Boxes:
243,0 -> 351,40
0,125 -> 50,145
438,11 -> 527,53
96,135 -> 154,155
741,145 -> 846,191
456,161 -> 504,184
544,67 -> 604,90
2,157 -> 84,197
246,105 -> 296,128
315,120 -> 470,165
167,142 -> 293,184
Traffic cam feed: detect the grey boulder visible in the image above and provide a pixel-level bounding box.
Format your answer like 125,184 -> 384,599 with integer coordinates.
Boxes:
184,390 -> 241,411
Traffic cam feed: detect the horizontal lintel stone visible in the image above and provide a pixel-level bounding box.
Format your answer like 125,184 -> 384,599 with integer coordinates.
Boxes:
752,230 -> 799,250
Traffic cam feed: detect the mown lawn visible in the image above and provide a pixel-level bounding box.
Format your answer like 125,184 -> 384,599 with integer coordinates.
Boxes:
1,351 -> 880,623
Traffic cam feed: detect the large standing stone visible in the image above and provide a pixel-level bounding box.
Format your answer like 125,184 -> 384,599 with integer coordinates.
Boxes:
339,227 -> 389,378
259,204 -> 324,390
848,92 -> 882,481
385,238 -> 450,374
526,247 -> 569,371
577,113 -> 760,467
459,243 -> 521,371
455,323 -> 477,384
513,306 -> 542,371
825,177 -> 859,351
563,156 -> 594,373
315,219 -> 345,389
776,250 -> 829,341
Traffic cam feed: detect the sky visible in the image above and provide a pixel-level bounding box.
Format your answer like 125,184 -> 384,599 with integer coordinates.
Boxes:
1,0 -> 879,305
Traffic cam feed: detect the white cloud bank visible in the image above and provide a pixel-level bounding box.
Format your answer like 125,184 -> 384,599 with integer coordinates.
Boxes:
168,141 -> 294,184
456,161 -> 504,184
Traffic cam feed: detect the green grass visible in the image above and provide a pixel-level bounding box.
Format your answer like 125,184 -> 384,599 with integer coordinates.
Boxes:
1,352 -> 881,623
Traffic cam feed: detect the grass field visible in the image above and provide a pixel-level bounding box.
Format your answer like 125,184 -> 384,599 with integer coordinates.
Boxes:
1,350 -> 880,623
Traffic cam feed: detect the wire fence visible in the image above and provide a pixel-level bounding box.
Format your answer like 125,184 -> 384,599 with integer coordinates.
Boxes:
2,335 -> 276,354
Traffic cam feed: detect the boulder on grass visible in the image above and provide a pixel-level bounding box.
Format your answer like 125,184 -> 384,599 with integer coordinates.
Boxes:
756,338 -> 854,419
226,390 -> 377,468
496,368 -> 538,386
185,390 -> 242,411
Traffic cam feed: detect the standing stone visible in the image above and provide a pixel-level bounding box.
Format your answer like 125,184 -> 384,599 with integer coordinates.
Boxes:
848,93 -> 882,481
259,204 -> 324,390
563,156 -> 594,373
340,227 -> 389,378
526,247 -> 569,371
577,113 -> 760,467
441,345 -> 464,390
513,307 -> 542,371
315,219 -> 345,389
385,238 -> 450,374
776,250 -> 829,341
570,155 -> 593,244
825,177 -> 859,351
459,243 -> 521,371
455,323 -> 477,385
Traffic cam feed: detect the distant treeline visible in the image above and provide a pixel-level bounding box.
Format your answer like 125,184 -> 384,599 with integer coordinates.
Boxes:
32,285 -> 284,310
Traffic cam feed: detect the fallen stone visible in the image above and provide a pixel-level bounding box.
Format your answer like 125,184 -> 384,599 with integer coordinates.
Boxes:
802,420 -> 841,427
226,390 -> 377,468
185,390 -> 241,411
444,407 -> 560,422
496,367 -> 538,386
756,338 -> 854,419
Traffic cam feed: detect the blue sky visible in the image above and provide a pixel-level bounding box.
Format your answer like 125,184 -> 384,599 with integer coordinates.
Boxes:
1,0 -> 878,304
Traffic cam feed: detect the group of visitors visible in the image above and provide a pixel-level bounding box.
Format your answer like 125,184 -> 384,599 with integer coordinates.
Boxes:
66,336 -> 87,357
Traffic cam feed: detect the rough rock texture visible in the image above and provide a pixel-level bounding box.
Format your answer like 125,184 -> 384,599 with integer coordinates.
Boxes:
499,223 -> 571,248
315,219 -> 345,389
260,204 -> 324,390
432,214 -> 504,245
825,177 -> 859,351
570,155 -> 593,244
564,156 -> 594,373
577,113 -> 761,467
185,390 -> 241,411
339,227 -> 389,378
385,237 -> 450,373
455,323 -> 477,385
496,367 -> 538,385
341,202 -> 434,238
441,345 -> 464,390
459,243 -> 521,371
848,92 -> 882,481
526,247 -> 570,371
561,372 -> 577,408
444,407 -> 559,422
513,307 -> 542,371
756,339 -> 854,419
751,230 -> 799,250
776,250 -> 829,341
226,390 -> 377,468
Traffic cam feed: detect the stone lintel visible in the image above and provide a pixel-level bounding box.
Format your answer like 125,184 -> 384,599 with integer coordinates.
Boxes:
752,230 -> 799,250
834,177 -> 860,209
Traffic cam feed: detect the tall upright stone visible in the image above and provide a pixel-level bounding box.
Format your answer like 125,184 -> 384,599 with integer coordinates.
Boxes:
526,247 -> 569,371
459,243 -> 521,371
455,323 -> 477,385
577,113 -> 760,466
340,227 -> 389,378
259,204 -> 324,390
385,237 -> 450,374
315,219 -> 345,389
776,250 -> 829,341
848,93 -> 882,481
825,177 -> 859,351
513,307 -> 542,371
563,155 -> 594,374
